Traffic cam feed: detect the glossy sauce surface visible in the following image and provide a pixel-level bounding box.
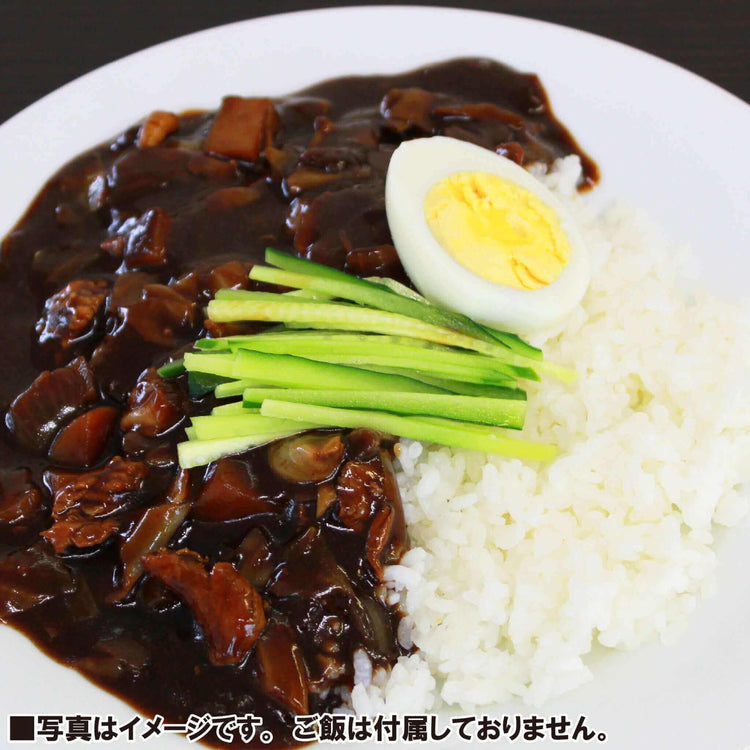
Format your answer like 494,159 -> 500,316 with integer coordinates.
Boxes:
0,58 -> 596,748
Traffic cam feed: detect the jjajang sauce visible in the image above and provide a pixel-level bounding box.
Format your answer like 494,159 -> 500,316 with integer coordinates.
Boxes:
0,58 -> 596,748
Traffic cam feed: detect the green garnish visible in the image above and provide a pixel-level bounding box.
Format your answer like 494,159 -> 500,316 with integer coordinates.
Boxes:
173,249 -> 570,467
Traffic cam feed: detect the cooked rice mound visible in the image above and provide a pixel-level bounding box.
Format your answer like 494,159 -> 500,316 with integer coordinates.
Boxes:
352,157 -> 750,713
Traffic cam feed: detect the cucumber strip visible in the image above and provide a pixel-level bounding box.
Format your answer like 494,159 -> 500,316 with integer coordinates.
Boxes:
188,372 -> 231,398
214,379 -> 267,398
191,414 -> 319,441
214,288 -> 353,305
479,325 -> 543,361
264,248 -> 498,343
263,249 -> 549,363
252,262 -> 499,345
211,402 -> 258,415
364,276 -> 429,303
242,388 -> 526,429
231,349 -> 448,393
184,426 -> 197,441
260,400 -> 556,462
157,358 -> 186,378
194,338 -> 232,351
305,354 -> 533,385
232,336 -> 537,382
183,352 -> 237,378
207,298 -> 542,369
284,289 -> 334,301
403,374 -> 526,400
178,431 -> 304,469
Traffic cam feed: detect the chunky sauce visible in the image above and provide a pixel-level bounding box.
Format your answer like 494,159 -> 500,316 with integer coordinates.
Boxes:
0,58 -> 596,748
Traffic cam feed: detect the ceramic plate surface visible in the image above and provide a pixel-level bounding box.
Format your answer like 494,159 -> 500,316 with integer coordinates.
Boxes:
1,7 -> 748,749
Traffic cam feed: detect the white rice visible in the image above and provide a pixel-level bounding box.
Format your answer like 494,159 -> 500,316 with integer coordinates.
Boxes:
352,156 -> 750,713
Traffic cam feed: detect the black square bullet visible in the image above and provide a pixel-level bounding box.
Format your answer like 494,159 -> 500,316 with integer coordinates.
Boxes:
9,716 -> 35,742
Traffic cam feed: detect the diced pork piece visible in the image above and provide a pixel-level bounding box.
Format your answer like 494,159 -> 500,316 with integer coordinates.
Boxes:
41,456 -> 148,553
123,208 -> 172,269
120,368 -> 183,438
49,405 -> 119,467
36,279 -> 109,357
267,433 -> 345,484
380,88 -> 435,133
137,111 -> 180,148
7,356 -> 97,452
41,516 -> 120,554
336,460 -> 383,533
112,469 -> 191,599
255,621 -> 310,715
337,451 -> 406,579
204,260 -> 254,295
141,548 -> 266,665
46,456 -> 148,520
192,458 -> 278,522
0,469 -> 46,534
203,97 -> 279,162
0,544 -> 76,619
126,284 -> 197,346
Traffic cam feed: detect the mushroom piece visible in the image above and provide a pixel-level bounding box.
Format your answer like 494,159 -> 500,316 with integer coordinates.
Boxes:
267,433 -> 345,484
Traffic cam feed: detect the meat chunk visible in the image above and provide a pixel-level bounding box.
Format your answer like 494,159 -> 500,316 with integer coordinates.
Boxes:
203,97 -> 279,162
336,460 -> 383,533
36,279 -> 109,359
92,282 -> 197,399
7,356 -> 97,452
125,284 -> 197,346
46,456 -> 148,519
380,88 -> 435,133
120,368 -> 183,438
141,549 -> 266,665
255,622 -> 310,715
336,451 -> 406,578
123,208 -> 172,269
192,458 -> 278,522
42,516 -> 120,554
49,405 -> 119,467
267,433 -> 345,484
41,456 -> 148,553
0,469 -> 46,535
0,544 -> 76,619
137,111 -> 180,148
112,469 -> 191,599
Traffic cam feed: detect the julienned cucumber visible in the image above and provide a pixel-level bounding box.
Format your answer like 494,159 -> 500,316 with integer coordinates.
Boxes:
230,349 -> 448,393
260,400 -> 556,462
241,388 -> 526,429
206,297 -> 572,379
252,260 -> 498,345
264,248 -> 543,360
178,431 -> 306,469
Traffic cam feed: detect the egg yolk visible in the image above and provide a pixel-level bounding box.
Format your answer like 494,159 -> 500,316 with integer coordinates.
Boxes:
424,171 -> 571,290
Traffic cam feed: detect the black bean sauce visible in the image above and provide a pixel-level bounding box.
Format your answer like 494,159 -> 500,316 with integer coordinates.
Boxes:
0,58 -> 597,749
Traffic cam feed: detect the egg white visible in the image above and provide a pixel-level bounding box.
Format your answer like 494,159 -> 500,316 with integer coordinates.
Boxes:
385,136 -> 590,335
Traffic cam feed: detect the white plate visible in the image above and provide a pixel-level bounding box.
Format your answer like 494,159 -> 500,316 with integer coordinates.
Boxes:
1,7 -> 748,750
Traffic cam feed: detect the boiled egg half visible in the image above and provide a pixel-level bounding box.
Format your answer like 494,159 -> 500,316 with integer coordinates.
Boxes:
385,136 -> 590,335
